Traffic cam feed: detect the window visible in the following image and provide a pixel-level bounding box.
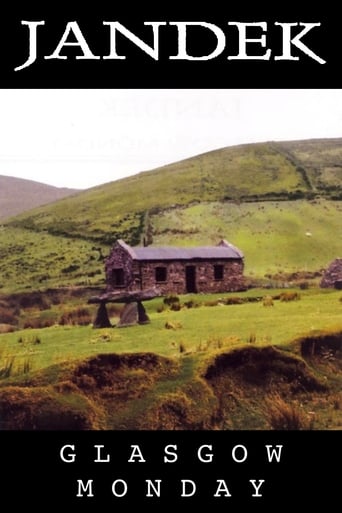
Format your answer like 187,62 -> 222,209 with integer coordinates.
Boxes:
112,268 -> 125,287
155,267 -> 167,283
214,265 -> 224,281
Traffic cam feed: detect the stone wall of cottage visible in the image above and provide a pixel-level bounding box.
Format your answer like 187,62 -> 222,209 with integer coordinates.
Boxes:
105,244 -> 138,291
139,259 -> 245,294
105,242 -> 245,294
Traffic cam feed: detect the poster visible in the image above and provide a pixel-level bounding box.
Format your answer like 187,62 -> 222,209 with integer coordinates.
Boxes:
0,4 -> 340,508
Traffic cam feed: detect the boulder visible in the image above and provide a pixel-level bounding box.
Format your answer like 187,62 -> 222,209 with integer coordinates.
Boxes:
320,258 -> 342,288
117,301 -> 150,328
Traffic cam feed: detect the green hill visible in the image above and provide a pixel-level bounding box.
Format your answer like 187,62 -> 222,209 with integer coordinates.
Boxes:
1,138 -> 342,292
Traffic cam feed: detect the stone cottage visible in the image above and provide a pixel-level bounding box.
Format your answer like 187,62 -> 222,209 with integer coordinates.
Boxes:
105,239 -> 245,295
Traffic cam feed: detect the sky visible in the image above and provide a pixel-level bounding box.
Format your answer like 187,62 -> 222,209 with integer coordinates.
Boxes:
0,89 -> 341,190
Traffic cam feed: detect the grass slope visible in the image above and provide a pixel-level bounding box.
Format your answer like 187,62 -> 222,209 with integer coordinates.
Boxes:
0,226 -> 104,292
1,288 -> 341,370
0,288 -> 341,429
1,198 -> 341,292
1,138 -> 342,291
274,139 -> 342,191
151,198 -> 342,276
6,138 -> 342,245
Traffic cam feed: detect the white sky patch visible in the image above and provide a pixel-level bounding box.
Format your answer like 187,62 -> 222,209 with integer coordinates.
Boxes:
0,89 -> 341,189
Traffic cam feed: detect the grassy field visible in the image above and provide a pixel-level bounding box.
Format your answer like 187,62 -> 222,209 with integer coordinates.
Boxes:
0,288 -> 341,430
273,138 -> 342,190
0,226 -> 106,293
1,199 -> 342,293
151,199 -> 342,277
1,288 -> 341,371
4,141 -> 306,239
5,138 -> 342,246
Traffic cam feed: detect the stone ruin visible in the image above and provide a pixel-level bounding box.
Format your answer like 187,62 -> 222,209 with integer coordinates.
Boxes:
88,287 -> 162,328
320,258 -> 342,289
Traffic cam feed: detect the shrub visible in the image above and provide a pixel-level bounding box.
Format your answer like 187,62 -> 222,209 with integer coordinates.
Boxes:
0,324 -> 16,334
17,335 -> 42,346
38,274 -> 51,283
264,394 -> 311,430
225,297 -> 245,305
332,394 -> 341,410
87,270 -> 102,278
0,306 -> 18,325
263,295 -> 274,307
0,356 -> 15,379
60,307 -> 92,326
179,342 -> 186,353
61,264 -> 80,274
183,300 -> 201,309
163,295 -> 180,307
19,359 -> 32,374
204,300 -> 219,307
247,333 -> 257,344
280,291 -> 301,302
23,318 -> 55,329
170,302 -> 182,311
17,292 -> 50,310
165,321 -> 182,330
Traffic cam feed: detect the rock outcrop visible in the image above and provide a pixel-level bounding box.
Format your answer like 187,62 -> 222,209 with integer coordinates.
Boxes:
320,258 -> 342,289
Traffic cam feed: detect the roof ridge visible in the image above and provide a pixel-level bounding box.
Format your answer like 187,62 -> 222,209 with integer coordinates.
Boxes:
116,239 -> 138,259
131,242 -> 244,260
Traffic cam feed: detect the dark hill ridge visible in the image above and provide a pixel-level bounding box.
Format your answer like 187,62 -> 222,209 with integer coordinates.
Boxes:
0,175 -> 79,221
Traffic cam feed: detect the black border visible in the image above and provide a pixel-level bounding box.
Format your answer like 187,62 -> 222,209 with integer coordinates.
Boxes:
1,3 -> 341,509
2,430 -> 340,507
1,5 -> 340,88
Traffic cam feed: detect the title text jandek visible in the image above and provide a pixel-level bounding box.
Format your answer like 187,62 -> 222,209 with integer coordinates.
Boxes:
15,20 -> 325,71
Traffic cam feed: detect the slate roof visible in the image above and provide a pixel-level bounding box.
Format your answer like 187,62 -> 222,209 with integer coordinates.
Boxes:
117,239 -> 243,261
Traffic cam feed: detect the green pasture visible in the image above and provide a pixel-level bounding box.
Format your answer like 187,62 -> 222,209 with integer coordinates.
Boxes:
0,226 -> 105,293
6,138 -> 342,248
5,142 -> 306,239
1,198 -> 342,293
152,199 -> 342,276
1,288 -> 341,378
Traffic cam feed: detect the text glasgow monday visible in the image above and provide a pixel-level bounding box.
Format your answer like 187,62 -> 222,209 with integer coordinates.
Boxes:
15,20 -> 326,71
59,443 -> 284,499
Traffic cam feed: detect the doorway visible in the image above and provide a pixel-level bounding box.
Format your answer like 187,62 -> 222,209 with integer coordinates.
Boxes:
186,266 -> 197,293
